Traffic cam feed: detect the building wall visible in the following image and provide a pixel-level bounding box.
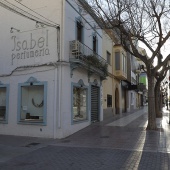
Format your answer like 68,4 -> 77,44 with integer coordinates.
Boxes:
112,80 -> 121,115
0,0 -> 62,75
0,68 -> 56,138
61,0 -> 103,138
102,31 -> 114,118
112,45 -> 126,115
0,0 -> 62,138
0,0 -> 104,138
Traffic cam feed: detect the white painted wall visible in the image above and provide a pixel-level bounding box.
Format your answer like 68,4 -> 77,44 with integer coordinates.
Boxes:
0,67 -> 56,138
102,31 -> 113,110
0,0 -> 62,138
0,0 -> 104,138
57,0 -> 103,138
0,0 -> 62,74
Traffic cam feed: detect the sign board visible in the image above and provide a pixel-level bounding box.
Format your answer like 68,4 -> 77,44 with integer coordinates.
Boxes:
11,27 -> 58,66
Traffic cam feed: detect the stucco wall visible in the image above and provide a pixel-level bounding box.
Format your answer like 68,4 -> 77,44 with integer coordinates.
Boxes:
102,31 -> 113,110
0,0 -> 104,139
0,67 -> 56,138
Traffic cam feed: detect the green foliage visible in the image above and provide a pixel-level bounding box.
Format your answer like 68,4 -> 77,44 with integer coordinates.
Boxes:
86,55 -> 108,76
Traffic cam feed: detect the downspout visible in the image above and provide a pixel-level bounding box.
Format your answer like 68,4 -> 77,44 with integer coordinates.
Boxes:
53,63 -> 57,138
53,0 -> 63,138
57,0 -> 65,129
53,23 -> 60,138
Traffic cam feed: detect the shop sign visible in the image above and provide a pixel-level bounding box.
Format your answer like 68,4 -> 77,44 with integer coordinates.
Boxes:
11,29 -> 51,65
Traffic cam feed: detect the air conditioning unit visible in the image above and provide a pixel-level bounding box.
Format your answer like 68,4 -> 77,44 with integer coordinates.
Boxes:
71,40 -> 80,53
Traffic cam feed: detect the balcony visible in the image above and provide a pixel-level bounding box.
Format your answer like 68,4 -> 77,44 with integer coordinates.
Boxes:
114,70 -> 127,80
113,45 -> 127,80
127,83 -> 146,91
69,40 -> 108,78
137,83 -> 147,91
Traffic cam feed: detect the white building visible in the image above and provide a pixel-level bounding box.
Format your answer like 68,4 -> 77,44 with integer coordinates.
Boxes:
0,0 -> 107,138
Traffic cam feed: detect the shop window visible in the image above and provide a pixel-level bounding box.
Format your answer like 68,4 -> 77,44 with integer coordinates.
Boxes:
72,80 -> 88,123
0,84 -> 9,123
18,77 -> 47,125
107,94 -> 112,107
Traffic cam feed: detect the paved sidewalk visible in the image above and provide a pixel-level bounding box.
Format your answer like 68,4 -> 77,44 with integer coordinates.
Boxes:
52,107 -> 170,153
0,106 -> 170,170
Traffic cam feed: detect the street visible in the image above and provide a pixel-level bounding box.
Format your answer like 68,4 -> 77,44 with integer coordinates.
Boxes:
0,107 -> 170,170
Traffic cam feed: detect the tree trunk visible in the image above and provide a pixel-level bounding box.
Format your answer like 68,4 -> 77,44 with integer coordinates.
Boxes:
159,92 -> 163,110
147,75 -> 157,130
155,83 -> 162,118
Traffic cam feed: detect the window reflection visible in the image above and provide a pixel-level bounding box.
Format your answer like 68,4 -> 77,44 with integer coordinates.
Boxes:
73,86 -> 87,122
0,87 -> 6,121
20,85 -> 44,122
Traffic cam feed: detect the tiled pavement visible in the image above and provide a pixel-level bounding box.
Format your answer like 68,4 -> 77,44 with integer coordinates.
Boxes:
0,106 -> 170,170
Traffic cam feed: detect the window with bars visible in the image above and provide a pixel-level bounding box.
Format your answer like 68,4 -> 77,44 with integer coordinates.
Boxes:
107,94 -> 112,107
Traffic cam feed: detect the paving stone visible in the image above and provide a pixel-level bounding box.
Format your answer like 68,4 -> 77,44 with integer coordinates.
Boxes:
0,107 -> 170,169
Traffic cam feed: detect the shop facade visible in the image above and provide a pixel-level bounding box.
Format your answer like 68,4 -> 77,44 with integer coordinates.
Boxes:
0,0 -> 106,138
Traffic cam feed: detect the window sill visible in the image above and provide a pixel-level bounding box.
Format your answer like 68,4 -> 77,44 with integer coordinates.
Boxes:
72,119 -> 88,125
18,120 -> 46,126
0,120 -> 8,124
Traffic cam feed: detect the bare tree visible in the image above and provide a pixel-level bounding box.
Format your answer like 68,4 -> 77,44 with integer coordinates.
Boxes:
155,66 -> 169,118
79,0 -> 170,130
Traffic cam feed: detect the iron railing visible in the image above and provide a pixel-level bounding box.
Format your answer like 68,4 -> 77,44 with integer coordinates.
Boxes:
69,40 -> 107,71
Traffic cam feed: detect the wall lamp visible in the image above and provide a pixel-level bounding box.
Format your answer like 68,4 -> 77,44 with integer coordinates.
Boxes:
35,21 -> 44,28
10,27 -> 20,33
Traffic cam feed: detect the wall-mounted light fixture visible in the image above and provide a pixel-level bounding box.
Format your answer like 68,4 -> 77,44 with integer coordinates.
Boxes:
10,27 -> 20,33
35,21 -> 44,28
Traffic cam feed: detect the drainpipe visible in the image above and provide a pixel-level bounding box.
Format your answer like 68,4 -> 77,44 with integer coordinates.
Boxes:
53,0 -> 64,138
57,0 -> 65,130
58,65 -> 62,129
53,24 -> 60,138
53,65 -> 57,138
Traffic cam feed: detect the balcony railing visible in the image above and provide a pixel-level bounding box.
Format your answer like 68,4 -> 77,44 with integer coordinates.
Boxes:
127,83 -> 146,91
69,40 -> 108,77
137,83 -> 147,91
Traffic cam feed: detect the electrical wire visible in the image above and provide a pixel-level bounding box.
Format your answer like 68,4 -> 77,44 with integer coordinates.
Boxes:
13,0 -> 58,26
0,0 -> 59,28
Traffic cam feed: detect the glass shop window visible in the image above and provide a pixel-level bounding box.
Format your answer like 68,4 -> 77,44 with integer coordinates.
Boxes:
73,86 -> 88,122
20,85 -> 45,123
0,87 -> 7,121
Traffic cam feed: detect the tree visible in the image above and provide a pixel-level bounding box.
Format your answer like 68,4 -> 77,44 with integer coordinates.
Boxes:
78,0 -> 170,130
155,66 -> 169,118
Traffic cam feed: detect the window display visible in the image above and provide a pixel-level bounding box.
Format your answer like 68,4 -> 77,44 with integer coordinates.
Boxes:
19,84 -> 45,123
73,86 -> 88,122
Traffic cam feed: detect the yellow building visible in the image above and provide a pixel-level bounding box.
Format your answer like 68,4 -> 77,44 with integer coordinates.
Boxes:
102,31 -> 115,118
102,31 -> 128,118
